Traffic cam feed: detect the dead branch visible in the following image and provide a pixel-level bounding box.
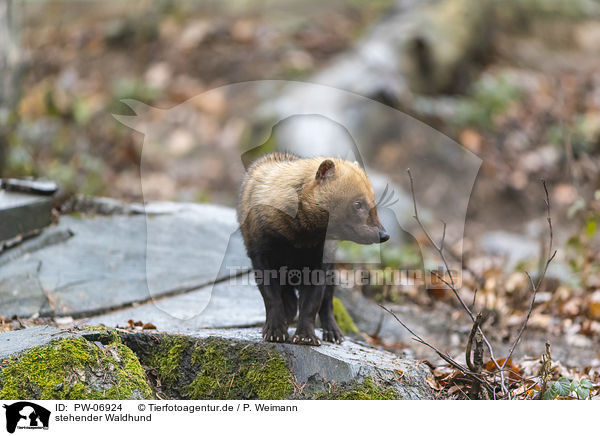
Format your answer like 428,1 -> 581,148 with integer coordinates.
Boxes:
469,330 -> 486,399
466,313 -> 483,372
538,341 -> 552,400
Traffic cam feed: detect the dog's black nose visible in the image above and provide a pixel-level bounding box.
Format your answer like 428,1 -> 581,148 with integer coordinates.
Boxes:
379,230 -> 390,243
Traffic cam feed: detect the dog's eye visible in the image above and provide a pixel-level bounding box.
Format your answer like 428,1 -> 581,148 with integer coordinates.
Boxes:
353,201 -> 362,210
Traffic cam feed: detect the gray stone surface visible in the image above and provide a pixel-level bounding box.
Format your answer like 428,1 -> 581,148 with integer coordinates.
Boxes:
0,203 -> 250,318
0,191 -> 52,245
0,325 -> 78,360
196,328 -> 433,399
87,280 -> 265,330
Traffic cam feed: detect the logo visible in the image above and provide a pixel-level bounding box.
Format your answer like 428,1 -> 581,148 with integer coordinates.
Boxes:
2,402 -> 50,434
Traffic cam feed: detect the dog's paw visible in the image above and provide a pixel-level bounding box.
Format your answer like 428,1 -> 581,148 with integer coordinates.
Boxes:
292,330 -> 321,346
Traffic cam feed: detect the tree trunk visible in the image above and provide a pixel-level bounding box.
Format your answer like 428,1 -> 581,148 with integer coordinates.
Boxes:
0,0 -> 20,177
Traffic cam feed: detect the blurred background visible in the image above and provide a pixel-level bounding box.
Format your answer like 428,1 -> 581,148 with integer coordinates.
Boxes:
1,0 -> 600,393
2,1 -> 598,224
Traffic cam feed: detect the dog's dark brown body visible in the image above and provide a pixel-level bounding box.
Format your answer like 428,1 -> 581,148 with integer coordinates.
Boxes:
237,152 -> 388,345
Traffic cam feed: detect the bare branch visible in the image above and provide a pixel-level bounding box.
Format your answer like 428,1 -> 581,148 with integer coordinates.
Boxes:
503,272 -> 538,365
440,220 -> 447,253
466,313 -> 483,372
378,304 -> 494,393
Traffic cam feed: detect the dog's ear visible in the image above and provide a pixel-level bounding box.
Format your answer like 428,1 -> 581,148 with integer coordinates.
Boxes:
315,159 -> 335,182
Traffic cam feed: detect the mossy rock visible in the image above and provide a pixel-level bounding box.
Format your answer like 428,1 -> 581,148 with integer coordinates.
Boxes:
133,335 -> 294,400
0,333 -> 152,400
0,326 -> 433,400
332,297 -> 358,334
122,329 -> 433,400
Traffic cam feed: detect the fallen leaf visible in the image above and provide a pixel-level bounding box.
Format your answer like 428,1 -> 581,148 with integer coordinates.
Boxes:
587,290 -> 600,319
426,376 -> 441,390
485,357 -> 522,383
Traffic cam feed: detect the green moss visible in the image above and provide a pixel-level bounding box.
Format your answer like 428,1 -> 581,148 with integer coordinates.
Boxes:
149,335 -> 189,386
185,338 -> 293,400
314,377 -> 400,400
82,325 -> 120,342
142,335 -> 294,400
332,297 -> 358,334
0,336 -> 152,400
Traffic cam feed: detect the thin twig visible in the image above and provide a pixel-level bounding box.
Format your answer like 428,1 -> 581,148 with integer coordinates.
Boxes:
440,220 -> 447,253
499,180 -> 557,399
471,288 -> 478,311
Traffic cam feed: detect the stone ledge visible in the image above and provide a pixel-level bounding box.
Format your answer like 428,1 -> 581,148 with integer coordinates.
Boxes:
0,326 -> 433,400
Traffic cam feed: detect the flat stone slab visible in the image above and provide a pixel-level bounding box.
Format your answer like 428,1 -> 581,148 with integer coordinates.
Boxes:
88,280 -> 265,330
0,326 -> 75,361
0,191 -> 52,247
0,203 -> 250,318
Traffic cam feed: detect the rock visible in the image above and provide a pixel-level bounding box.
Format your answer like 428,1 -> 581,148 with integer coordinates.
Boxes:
120,328 -> 434,400
480,231 -> 539,269
0,191 -> 52,248
0,203 -> 250,318
287,0 -> 492,100
0,326 -> 152,400
0,326 -> 433,400
0,326 -> 72,361
1,179 -> 57,195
